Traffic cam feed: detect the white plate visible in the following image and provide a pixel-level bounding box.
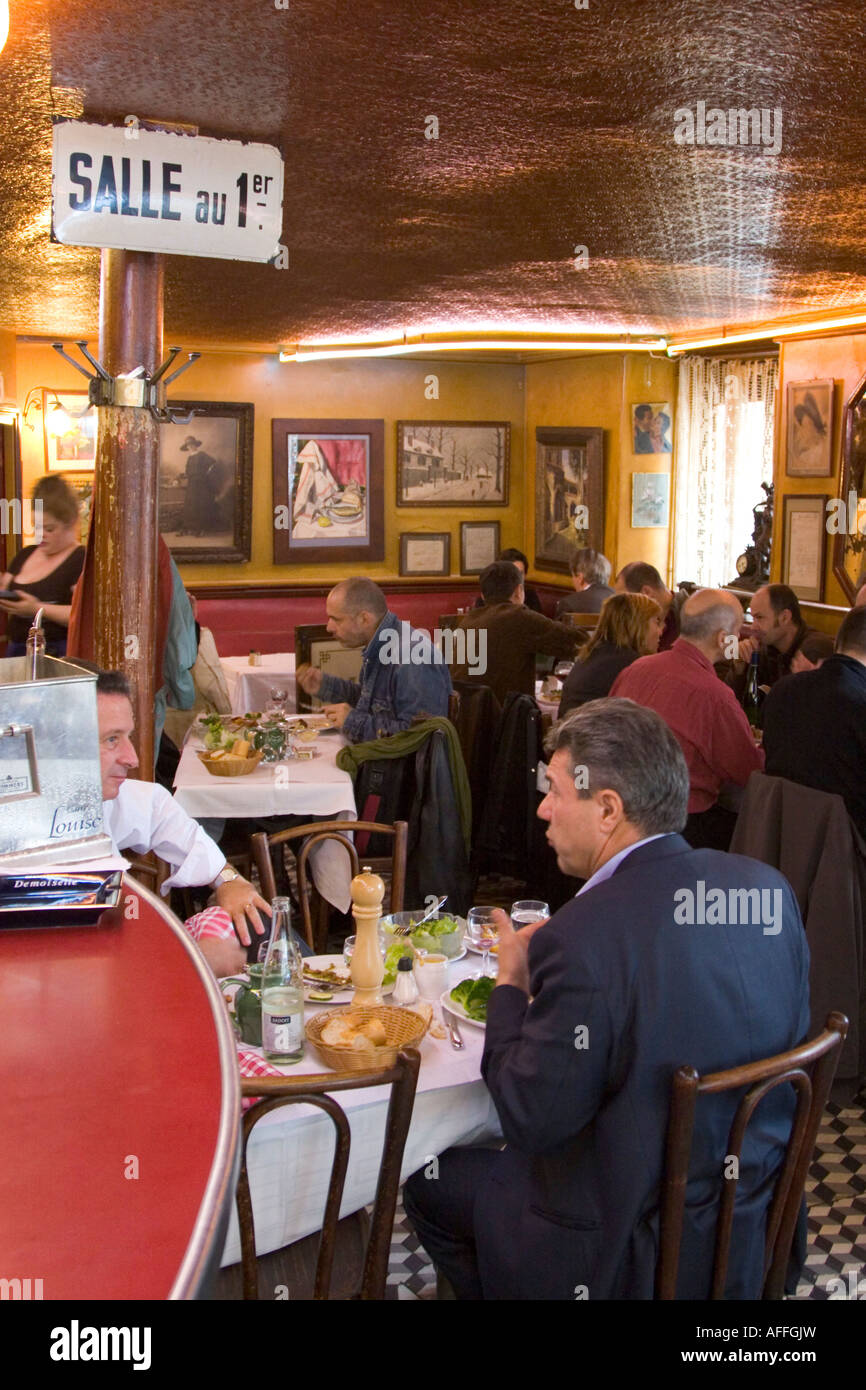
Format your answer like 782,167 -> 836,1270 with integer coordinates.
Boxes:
464,938 -> 499,957
440,985 -> 490,1030
303,953 -> 393,1004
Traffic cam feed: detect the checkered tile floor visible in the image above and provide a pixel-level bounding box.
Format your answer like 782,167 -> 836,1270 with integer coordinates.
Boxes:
384,1086 -> 866,1300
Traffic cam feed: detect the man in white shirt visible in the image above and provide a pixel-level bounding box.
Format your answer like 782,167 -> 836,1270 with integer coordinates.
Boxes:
96,668 -> 269,976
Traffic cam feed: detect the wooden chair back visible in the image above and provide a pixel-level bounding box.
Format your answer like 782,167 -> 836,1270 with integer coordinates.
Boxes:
250,819 -> 408,950
656,1011 -> 848,1300
126,853 -> 169,894
237,1049 -> 421,1299
563,611 -> 600,630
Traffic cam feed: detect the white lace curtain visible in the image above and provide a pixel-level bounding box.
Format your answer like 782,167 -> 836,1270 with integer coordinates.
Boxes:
672,355 -> 778,587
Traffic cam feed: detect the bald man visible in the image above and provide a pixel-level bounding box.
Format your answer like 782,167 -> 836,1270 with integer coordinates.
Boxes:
610,589 -> 764,850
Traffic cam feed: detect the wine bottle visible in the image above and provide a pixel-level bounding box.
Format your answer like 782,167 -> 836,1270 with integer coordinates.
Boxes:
743,651 -> 762,728
261,896 -> 305,1064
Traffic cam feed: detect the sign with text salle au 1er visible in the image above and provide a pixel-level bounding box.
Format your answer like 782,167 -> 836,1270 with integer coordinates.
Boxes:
51,119 -> 284,263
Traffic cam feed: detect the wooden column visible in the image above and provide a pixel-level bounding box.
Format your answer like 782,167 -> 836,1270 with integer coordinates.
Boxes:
93,249 -> 163,779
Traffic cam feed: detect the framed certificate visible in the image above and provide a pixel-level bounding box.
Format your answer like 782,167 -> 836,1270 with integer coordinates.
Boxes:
782,494 -> 828,602
399,532 -> 451,577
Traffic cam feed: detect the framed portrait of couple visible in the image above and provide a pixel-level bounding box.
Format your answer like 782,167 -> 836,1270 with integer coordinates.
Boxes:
631,403 -> 673,455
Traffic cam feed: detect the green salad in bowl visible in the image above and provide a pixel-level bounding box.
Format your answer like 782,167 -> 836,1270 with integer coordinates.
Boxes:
379,911 -> 466,964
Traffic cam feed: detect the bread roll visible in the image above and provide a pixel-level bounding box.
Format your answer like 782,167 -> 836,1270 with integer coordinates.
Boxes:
359,1018 -> 387,1045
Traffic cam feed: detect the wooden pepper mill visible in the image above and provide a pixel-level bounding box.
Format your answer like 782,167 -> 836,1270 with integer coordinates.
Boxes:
350,864 -> 385,1005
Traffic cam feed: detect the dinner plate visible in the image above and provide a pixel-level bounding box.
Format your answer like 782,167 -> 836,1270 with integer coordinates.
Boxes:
440,986 -> 489,1029
303,953 -> 394,1003
465,938 -> 499,956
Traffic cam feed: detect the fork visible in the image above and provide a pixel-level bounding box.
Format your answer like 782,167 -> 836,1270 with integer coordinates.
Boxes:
391,894 -> 448,936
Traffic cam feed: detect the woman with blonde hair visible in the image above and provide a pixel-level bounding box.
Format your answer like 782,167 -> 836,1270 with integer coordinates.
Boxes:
558,591 -> 663,718
0,475 -> 85,656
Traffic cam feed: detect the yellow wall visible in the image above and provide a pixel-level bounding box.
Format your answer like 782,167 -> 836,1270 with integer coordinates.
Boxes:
524,352 -> 678,585
15,342 -> 526,586
774,333 -> 866,625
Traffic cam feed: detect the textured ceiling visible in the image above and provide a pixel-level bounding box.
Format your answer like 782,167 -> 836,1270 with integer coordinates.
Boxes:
2,0 -> 866,349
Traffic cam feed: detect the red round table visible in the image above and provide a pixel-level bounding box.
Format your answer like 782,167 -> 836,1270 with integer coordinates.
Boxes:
0,877 -> 239,1299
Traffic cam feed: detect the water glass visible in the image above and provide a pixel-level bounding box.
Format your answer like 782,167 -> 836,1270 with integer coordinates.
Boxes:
510,899 -> 550,929
267,685 -> 289,716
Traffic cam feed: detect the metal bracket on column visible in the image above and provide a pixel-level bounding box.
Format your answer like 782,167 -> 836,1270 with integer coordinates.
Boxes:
51,341 -> 202,425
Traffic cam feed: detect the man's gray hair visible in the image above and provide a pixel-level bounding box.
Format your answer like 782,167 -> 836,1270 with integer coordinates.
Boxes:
545,698 -> 689,835
679,600 -> 741,644
570,548 -> 611,587
333,576 -> 388,619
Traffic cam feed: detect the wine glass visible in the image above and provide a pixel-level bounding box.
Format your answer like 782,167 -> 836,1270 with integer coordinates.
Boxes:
554,660 -> 574,682
510,899 -> 550,930
467,906 -> 499,977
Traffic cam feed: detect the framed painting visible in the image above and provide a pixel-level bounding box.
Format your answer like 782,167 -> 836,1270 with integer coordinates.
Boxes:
833,369 -> 866,600
43,391 -> 97,471
397,421 -> 509,506
67,475 -> 94,546
460,520 -> 500,575
535,426 -> 605,573
273,418 -> 384,564
782,494 -> 828,603
294,623 -> 364,714
786,379 -> 833,477
631,472 -> 670,528
159,401 -> 253,564
399,532 -> 451,577
631,403 -> 672,455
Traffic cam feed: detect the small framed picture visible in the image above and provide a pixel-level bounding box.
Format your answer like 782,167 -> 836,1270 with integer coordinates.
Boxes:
460,520 -> 500,575
782,494 -> 828,602
631,403 -> 672,454
631,473 -> 670,528
43,391 -> 97,471
786,380 -> 834,476
399,532 -> 451,577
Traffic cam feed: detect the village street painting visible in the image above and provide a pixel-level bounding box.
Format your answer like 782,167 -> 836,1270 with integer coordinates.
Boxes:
397,422 -> 510,506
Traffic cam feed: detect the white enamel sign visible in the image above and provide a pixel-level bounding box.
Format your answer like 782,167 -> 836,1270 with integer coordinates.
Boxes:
52,120 -> 284,263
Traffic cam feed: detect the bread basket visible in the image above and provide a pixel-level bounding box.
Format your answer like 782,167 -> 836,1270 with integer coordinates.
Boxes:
306,1004 -> 429,1071
197,749 -> 264,778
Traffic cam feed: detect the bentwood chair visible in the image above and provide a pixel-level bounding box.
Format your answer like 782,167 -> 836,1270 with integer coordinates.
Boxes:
656,1011 -> 848,1300
236,1049 -> 421,1299
250,819 -> 408,951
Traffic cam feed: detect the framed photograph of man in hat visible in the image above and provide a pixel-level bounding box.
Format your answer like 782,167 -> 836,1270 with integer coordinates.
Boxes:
786,380 -> 834,476
158,402 -> 253,563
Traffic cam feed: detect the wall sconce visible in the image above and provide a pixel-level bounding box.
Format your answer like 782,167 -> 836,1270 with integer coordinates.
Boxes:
20,388 -> 83,437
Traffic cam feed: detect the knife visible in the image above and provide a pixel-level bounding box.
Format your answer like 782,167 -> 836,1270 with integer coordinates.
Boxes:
442,1004 -> 464,1050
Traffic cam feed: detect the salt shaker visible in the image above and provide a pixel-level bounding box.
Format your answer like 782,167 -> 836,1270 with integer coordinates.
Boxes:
392,956 -> 419,1006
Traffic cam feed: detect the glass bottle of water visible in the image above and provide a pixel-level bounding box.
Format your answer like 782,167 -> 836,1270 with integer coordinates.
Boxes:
261,896 -> 305,1064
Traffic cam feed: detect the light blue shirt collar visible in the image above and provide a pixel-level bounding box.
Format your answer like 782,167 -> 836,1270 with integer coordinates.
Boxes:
577,833 -> 671,897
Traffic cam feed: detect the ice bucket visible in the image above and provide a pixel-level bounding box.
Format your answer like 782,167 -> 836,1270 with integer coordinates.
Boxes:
0,654 -> 113,867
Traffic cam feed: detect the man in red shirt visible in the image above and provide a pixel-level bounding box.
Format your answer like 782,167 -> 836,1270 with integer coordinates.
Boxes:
610,588 -> 763,849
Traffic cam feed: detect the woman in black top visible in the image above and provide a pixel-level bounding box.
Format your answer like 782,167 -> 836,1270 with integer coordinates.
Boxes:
558,592 -> 663,718
0,476 -> 85,656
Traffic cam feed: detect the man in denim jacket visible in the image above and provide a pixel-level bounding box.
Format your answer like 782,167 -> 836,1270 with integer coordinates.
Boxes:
296,577 -> 452,742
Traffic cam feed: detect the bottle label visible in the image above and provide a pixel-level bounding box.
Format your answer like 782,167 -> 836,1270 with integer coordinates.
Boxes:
263,1012 -> 303,1054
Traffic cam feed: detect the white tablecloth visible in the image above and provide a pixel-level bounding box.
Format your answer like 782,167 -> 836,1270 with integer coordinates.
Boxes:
219,955 -> 501,1265
172,732 -> 357,912
222,654 -> 297,717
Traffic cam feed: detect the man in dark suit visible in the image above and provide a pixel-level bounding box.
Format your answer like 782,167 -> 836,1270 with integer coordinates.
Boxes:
762,605 -> 866,839
404,699 -> 810,1300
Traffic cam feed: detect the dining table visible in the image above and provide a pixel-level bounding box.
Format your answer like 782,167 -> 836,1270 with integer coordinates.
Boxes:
0,877 -> 240,1299
219,950 -> 502,1266
172,722 -> 358,912
220,653 -> 297,718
